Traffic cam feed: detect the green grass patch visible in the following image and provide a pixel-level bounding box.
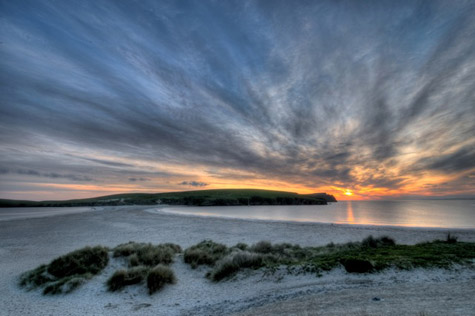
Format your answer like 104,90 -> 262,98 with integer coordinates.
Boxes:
304,238 -> 475,273
19,246 -> 109,294
1,189 -> 336,207
186,236 -> 475,281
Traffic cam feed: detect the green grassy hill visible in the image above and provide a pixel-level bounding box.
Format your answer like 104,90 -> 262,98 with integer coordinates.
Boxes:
0,189 -> 337,207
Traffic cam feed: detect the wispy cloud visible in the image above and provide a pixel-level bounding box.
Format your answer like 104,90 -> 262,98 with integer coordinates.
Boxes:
2,169 -> 94,182
128,177 -> 149,182
178,181 -> 208,187
0,0 -> 474,199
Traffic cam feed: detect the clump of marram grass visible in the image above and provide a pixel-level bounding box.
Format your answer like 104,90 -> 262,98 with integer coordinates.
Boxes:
361,235 -> 396,248
19,246 -> 109,295
147,264 -> 176,294
107,266 -> 149,291
231,243 -> 248,251
19,265 -> 53,289
209,251 -> 265,281
183,240 -> 229,268
108,242 -> 181,293
47,246 -> 109,277
107,264 -> 177,294
113,242 -> 181,267
250,241 -> 273,254
43,274 -> 92,295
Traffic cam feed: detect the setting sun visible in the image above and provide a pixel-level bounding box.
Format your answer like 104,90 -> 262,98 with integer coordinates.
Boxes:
344,190 -> 353,196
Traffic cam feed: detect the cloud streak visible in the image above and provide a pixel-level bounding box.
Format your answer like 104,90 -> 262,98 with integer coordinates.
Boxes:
179,181 -> 208,188
3,169 -> 94,182
0,0 -> 474,199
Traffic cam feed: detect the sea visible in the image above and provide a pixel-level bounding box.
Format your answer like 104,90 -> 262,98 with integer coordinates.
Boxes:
158,200 -> 475,229
1,200 -> 474,229
0,206 -> 94,221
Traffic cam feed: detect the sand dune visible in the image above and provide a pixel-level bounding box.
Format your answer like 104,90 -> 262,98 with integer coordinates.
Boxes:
1,206 -> 474,315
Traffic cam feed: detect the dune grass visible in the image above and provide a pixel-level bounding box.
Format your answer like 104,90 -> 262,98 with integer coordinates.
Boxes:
107,242 -> 181,294
184,235 -> 475,281
113,242 -> 181,267
107,266 -> 149,291
19,246 -> 109,294
183,240 -> 229,268
20,235 -> 475,295
107,264 -> 177,294
147,264 -> 176,294
209,251 -> 265,281
19,242 -> 181,295
302,236 -> 475,273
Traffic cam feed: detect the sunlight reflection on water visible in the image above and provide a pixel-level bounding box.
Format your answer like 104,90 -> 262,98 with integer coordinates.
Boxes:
159,200 -> 475,229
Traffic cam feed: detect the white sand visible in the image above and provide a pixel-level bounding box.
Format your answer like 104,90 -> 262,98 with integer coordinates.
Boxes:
1,205 -> 474,315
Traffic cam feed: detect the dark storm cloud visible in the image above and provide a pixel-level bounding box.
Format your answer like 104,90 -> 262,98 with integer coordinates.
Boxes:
179,181 -> 208,187
0,0 -> 474,196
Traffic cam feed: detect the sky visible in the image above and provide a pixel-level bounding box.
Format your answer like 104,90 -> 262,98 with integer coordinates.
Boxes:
1,0 -> 474,201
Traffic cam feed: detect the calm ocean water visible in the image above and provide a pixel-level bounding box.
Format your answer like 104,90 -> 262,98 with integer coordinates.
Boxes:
159,200 -> 475,229
0,206 -> 94,221
1,200 -> 474,228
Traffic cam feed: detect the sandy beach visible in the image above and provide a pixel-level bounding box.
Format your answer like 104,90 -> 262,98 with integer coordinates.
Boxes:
1,206 -> 474,315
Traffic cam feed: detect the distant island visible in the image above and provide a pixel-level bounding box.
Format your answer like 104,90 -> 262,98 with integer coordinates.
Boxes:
0,189 -> 337,207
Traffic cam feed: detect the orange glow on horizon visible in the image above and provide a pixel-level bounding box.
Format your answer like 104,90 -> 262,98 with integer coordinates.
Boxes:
3,154 -> 473,201
20,176 -> 470,201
